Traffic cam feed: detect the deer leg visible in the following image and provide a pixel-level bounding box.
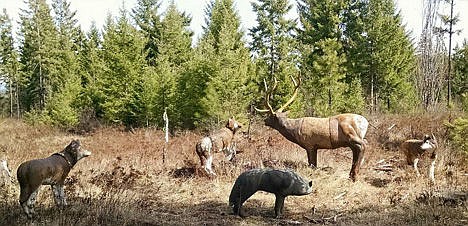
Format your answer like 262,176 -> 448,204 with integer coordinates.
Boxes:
413,158 -> 420,176
306,147 -> 318,168
205,155 -> 216,176
429,152 -> 437,183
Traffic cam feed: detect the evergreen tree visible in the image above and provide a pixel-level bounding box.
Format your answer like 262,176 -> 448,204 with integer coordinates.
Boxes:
176,51 -> 212,129
99,8 -> 147,127
250,0 -> 299,114
299,0 -> 415,114
132,0 -> 162,66
78,22 -> 105,117
47,0 -> 83,127
359,0 -> 416,112
0,9 -> 20,117
297,0 -> 359,116
196,0 -> 253,125
452,41 -> 468,109
150,2 -> 193,128
18,0 -> 60,119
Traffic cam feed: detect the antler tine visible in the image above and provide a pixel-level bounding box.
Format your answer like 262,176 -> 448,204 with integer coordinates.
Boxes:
253,78 -> 276,114
254,107 -> 271,113
265,78 -> 276,114
271,77 -> 278,93
277,73 -> 301,113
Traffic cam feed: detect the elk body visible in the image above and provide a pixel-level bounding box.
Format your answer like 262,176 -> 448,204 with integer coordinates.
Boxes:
257,76 -> 368,181
400,134 -> 438,183
195,118 -> 241,176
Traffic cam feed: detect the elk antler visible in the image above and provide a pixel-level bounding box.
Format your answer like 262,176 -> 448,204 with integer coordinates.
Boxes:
255,77 -> 278,114
277,74 -> 301,113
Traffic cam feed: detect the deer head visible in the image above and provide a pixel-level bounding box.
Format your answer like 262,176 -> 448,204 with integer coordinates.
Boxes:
226,117 -> 242,133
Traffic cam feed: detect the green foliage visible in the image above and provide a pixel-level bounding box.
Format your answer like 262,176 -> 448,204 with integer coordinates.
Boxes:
345,0 -> 417,112
47,0 -> 82,127
132,0 -> 162,66
2,0 -> 444,130
297,0 -> 356,116
78,23 -> 105,117
175,52 -> 212,129
250,0 -> 299,113
452,42 -> 468,110
447,116 -> 468,154
19,0 -> 60,111
99,8 -> 147,127
154,3 -> 193,129
196,0 -> 253,126
13,0 -> 84,127
0,9 -> 20,117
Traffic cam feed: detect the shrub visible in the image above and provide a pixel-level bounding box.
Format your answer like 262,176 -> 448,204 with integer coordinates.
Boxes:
447,116 -> 468,154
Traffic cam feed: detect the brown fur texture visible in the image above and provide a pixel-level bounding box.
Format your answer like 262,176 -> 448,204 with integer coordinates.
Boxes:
264,112 -> 368,181
400,134 -> 438,182
17,139 -> 91,218
257,75 -> 368,181
195,118 -> 242,176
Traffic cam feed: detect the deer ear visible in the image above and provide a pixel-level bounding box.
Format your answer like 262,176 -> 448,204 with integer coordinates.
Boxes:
226,118 -> 234,128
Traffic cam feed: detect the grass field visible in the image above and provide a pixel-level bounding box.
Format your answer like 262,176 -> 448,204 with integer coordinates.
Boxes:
0,113 -> 467,225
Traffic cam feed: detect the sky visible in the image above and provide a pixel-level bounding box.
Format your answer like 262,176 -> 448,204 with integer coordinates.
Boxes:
0,0 -> 467,49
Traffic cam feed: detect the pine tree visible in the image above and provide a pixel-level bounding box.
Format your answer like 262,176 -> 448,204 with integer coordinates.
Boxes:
132,0 -> 162,66
18,0 -> 60,119
452,41 -> 468,109
150,2 -> 193,128
297,0 -> 358,116
46,0 -> 83,127
360,0 -> 416,112
0,9 -> 20,117
99,8 -> 147,127
250,0 -> 299,114
78,22 -> 105,117
176,52 -> 212,129
196,0 -> 253,126
342,0 -> 417,113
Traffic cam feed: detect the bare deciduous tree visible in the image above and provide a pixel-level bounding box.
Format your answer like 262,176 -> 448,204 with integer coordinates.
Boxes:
415,0 -> 447,110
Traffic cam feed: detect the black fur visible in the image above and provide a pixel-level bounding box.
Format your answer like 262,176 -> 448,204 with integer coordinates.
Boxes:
229,168 -> 312,218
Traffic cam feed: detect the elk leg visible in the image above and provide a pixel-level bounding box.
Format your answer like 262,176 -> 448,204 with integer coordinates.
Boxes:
306,148 -> 318,168
350,142 -> 365,181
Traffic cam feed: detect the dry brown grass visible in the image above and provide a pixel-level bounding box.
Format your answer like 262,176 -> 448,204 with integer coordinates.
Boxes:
0,113 -> 467,225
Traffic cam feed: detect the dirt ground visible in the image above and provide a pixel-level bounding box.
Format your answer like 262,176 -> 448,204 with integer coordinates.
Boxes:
0,113 -> 467,225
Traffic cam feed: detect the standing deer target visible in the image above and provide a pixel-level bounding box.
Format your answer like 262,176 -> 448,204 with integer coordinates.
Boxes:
256,75 -> 369,181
